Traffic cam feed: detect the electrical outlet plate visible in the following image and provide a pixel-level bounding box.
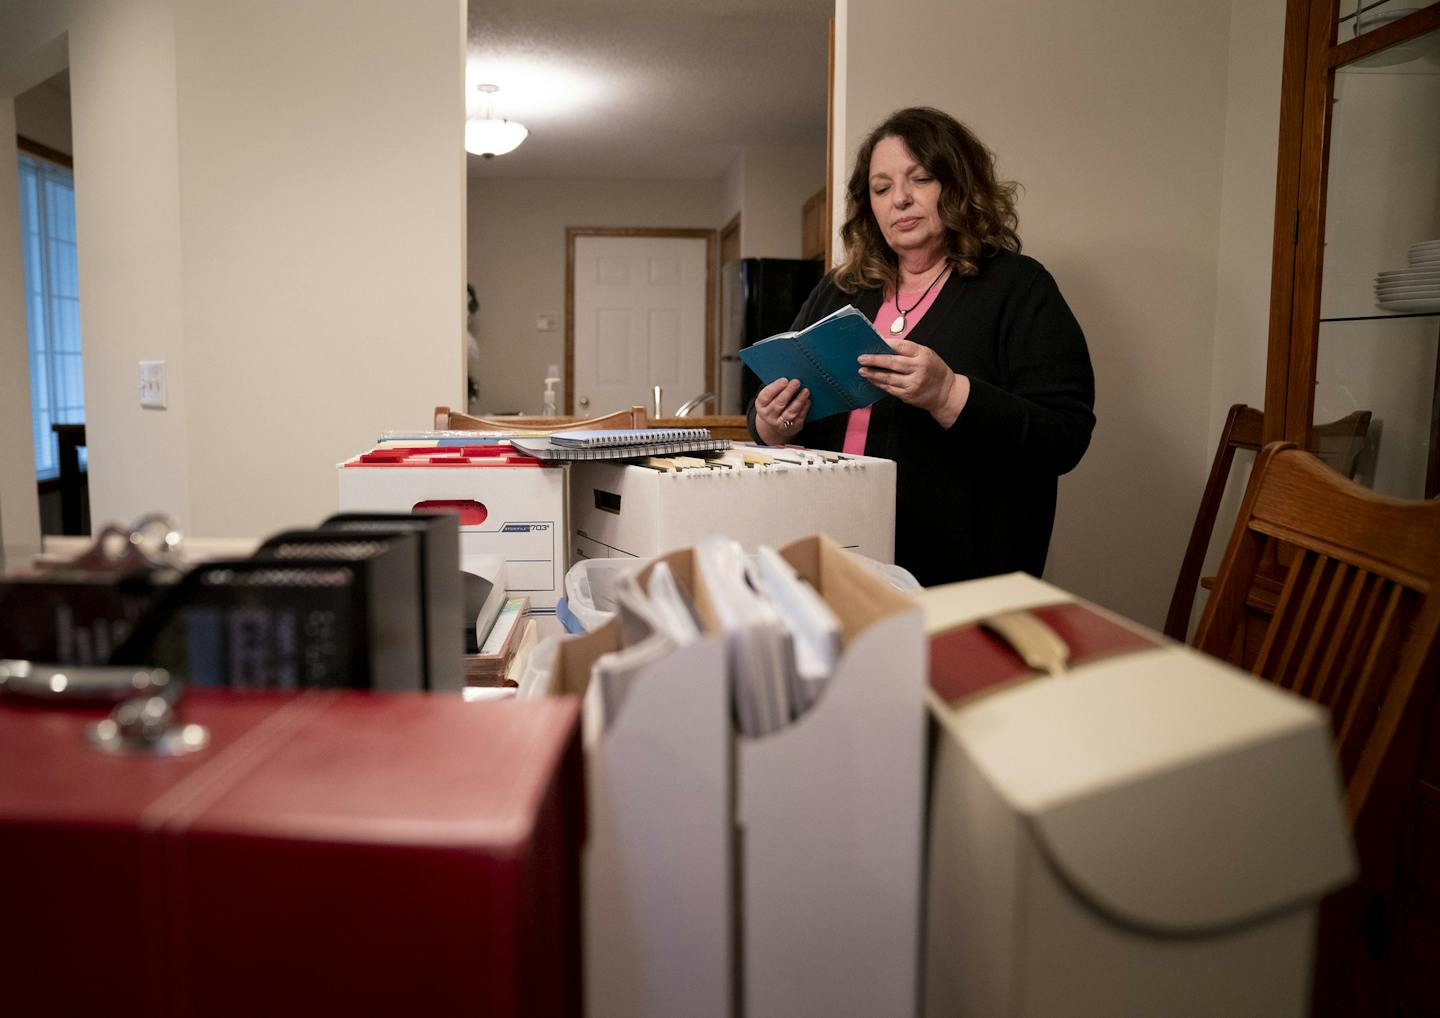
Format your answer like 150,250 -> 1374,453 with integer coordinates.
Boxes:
139,360 -> 167,409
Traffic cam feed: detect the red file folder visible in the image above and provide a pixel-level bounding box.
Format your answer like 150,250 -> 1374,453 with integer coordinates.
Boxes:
0,690 -> 583,1018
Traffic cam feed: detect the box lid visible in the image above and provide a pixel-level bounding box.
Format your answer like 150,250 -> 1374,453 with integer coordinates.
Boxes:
924,577 -> 1356,935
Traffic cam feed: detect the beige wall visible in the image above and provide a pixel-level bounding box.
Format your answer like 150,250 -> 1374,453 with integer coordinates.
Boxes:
1192,0 -> 1289,633
466,175 -> 721,414
13,75 -> 72,153
0,100 -> 43,566
738,143 -> 826,260
171,0 -> 465,537
0,0 -> 467,543
845,0 -> 1252,627
69,0 -> 193,535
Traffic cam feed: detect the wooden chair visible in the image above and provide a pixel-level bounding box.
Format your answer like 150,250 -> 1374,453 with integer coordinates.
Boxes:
1192,441 -> 1440,821
433,406 -> 755,441
1164,404 -> 1372,641
433,405 -> 648,433
1194,442 -> 1440,1018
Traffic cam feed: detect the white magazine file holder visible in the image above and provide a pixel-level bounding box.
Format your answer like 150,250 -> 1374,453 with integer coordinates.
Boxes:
733,535 -> 925,1018
546,535 -> 924,1018
548,574 -> 731,1018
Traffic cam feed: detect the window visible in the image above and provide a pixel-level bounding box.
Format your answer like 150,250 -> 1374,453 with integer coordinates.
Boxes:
17,150 -> 85,482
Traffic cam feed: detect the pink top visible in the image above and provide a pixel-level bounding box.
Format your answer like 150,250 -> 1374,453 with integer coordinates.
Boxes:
841,280 -> 945,455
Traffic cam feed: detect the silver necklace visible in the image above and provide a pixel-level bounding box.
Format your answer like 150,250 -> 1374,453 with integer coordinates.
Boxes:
890,265 -> 949,335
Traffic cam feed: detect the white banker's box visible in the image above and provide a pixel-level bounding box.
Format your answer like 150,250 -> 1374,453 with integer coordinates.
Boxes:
569,449 -> 896,563
919,573 -> 1356,1018
336,448 -> 568,608
547,536 -> 923,1018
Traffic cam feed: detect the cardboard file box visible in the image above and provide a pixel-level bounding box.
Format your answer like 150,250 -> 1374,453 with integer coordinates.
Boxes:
547,535 -> 924,1018
337,446 -> 569,608
569,450 -> 896,563
920,573 -> 1356,1018
0,690 -> 584,1018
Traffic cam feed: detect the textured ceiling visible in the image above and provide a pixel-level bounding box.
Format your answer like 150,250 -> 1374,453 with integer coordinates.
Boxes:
466,0 -> 832,180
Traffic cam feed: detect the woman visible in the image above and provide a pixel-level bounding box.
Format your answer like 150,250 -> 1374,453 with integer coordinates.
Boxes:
747,107 -> 1094,586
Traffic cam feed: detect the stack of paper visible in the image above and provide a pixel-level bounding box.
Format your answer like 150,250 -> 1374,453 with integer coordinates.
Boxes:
588,563 -> 702,727
584,536 -> 845,737
464,595 -> 528,687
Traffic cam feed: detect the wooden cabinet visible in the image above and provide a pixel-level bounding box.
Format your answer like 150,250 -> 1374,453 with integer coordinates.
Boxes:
1266,8 -> 1440,1013
801,187 -> 827,262
1267,1 -> 1440,497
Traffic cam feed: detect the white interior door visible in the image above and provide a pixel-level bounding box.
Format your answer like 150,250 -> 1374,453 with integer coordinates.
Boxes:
573,235 -> 708,418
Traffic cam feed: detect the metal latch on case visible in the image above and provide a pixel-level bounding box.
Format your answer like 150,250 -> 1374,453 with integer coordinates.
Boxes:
0,659 -> 209,756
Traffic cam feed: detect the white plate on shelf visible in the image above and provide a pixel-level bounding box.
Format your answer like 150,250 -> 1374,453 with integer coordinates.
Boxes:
1377,279 -> 1440,289
1377,270 -> 1440,282
1376,297 -> 1440,312
1376,287 -> 1440,298
1409,255 -> 1440,267
1370,290 -> 1440,302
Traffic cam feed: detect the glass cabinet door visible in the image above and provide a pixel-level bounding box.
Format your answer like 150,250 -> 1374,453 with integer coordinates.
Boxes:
1314,13 -> 1440,498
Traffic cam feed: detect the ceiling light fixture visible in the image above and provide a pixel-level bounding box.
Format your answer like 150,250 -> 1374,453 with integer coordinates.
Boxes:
465,83 -> 528,159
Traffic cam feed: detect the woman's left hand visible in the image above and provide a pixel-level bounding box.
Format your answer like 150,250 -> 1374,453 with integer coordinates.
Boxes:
859,338 -> 970,427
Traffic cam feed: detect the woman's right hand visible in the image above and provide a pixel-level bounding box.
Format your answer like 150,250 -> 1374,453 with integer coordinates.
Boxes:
754,377 -> 811,446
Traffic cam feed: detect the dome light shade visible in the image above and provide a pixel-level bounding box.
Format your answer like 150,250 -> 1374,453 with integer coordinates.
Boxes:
465,117 -> 528,158
465,83 -> 528,158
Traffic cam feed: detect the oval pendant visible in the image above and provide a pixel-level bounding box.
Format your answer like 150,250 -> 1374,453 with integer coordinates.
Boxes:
889,315 -> 906,335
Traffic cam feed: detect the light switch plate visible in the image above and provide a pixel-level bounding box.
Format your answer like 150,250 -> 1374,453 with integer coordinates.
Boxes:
535,313 -> 558,332
139,360 -> 167,409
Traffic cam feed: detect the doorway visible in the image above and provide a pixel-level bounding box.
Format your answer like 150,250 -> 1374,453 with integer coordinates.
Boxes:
14,69 -> 88,538
565,228 -> 716,418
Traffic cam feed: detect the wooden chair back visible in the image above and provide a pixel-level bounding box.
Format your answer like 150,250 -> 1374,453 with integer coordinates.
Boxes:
1164,403 -> 1372,640
433,406 -> 754,442
433,405 -> 648,433
1192,442 -> 1440,820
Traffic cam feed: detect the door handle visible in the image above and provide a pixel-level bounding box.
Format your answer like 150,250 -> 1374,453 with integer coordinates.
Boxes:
578,396 -> 590,410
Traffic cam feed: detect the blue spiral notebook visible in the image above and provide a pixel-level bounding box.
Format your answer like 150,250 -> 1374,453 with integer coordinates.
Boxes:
738,305 -> 891,421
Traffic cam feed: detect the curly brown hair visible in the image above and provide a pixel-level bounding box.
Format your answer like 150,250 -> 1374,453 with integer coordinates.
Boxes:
833,107 -> 1021,293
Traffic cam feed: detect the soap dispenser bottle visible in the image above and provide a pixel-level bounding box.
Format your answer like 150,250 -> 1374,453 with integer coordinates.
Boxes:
542,364 -> 560,416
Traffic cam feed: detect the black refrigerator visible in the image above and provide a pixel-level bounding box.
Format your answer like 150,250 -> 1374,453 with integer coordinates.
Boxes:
720,257 -> 824,415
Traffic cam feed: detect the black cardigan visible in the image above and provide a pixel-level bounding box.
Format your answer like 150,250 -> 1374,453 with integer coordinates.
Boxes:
747,249 -> 1095,587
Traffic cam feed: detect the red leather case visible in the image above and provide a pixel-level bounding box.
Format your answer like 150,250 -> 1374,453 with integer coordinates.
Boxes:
0,691 -> 584,1018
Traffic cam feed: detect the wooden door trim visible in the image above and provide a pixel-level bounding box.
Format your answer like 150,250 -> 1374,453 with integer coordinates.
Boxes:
826,15 -> 836,268
565,226 -> 719,416
17,135 -> 73,169
719,213 -> 741,265
1262,0 -> 1317,448
1281,0 -> 1339,445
